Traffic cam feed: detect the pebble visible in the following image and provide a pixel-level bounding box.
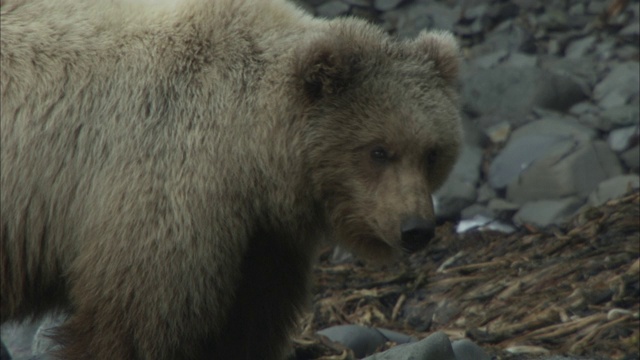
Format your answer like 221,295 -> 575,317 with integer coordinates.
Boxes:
317,325 -> 410,358
621,145 -> 640,172
360,331 -> 493,360
588,174 -> 640,206
594,62 -> 640,109
565,36 -> 597,58
601,104 -> 640,129
452,339 -> 492,360
461,66 -> 587,120
510,116 -> 596,142
513,196 -> 584,227
608,125 -> 639,152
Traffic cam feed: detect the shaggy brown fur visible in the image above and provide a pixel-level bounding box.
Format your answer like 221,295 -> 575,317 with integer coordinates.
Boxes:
0,0 -> 462,358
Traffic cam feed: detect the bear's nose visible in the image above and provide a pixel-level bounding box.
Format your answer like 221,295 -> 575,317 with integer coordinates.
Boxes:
401,216 -> 435,252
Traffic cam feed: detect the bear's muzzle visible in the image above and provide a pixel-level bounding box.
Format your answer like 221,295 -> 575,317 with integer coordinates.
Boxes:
401,216 -> 435,253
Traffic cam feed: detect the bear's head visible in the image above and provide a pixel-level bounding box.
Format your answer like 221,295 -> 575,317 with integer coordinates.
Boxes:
296,22 -> 462,262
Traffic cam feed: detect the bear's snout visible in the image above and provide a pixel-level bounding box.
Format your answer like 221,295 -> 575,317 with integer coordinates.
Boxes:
400,216 -> 435,252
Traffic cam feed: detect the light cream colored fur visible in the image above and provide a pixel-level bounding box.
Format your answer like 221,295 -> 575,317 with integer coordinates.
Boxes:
0,0 -> 462,358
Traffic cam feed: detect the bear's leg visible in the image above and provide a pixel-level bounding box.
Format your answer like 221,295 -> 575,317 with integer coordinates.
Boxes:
212,229 -> 314,360
50,231 -> 246,360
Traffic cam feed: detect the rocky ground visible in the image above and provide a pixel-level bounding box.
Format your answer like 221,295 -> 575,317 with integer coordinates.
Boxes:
293,191 -> 639,360
1,0 -> 638,359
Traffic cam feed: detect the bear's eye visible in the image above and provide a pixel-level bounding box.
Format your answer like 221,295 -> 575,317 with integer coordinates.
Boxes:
370,146 -> 390,163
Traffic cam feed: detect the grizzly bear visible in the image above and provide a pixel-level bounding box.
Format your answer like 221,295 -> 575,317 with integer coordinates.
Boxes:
0,0 -> 462,358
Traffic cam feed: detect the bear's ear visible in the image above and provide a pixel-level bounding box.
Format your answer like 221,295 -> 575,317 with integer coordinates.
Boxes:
295,37 -> 360,102
411,31 -> 460,84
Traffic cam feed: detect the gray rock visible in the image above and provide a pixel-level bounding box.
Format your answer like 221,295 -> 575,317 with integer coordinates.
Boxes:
463,4 -> 488,20
594,39 -> 616,61
469,113 -> 511,134
569,101 -> 599,117
506,140 -> 623,204
384,3 -> 457,39
569,3 -> 585,16
488,134 -> 572,189
460,204 -> 494,220
476,183 -> 497,203
461,66 -> 587,118
363,332 -> 457,360
565,36 -> 596,59
487,198 -> 520,212
487,3 -> 519,22
422,3 -> 458,32
576,113 -> 608,132
317,326 -> 416,358
434,177 -> 477,220
374,0 -> 403,12
472,50 -> 509,69
569,102 -> 607,129
434,146 -> 483,219
608,125 -> 639,152
620,21 -> 640,36
461,117 -> 489,149
601,104 -> 640,129
452,339 -> 491,360
538,9 -> 569,31
588,175 -> 640,206
539,56 -> 602,89
469,22 -> 536,57
317,325 -> 393,358
382,6 -> 431,38
547,39 -> 562,55
513,197 -> 585,227
510,117 -> 597,143
617,44 -> 640,61
470,17 -> 488,35
316,0 -> 350,17
504,52 -> 538,68
490,118 -> 619,200
594,62 -> 640,109
375,328 -> 417,344
587,0 -> 608,14
621,145 -> 640,172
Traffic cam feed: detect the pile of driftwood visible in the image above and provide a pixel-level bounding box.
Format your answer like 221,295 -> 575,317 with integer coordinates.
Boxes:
293,191 -> 640,360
